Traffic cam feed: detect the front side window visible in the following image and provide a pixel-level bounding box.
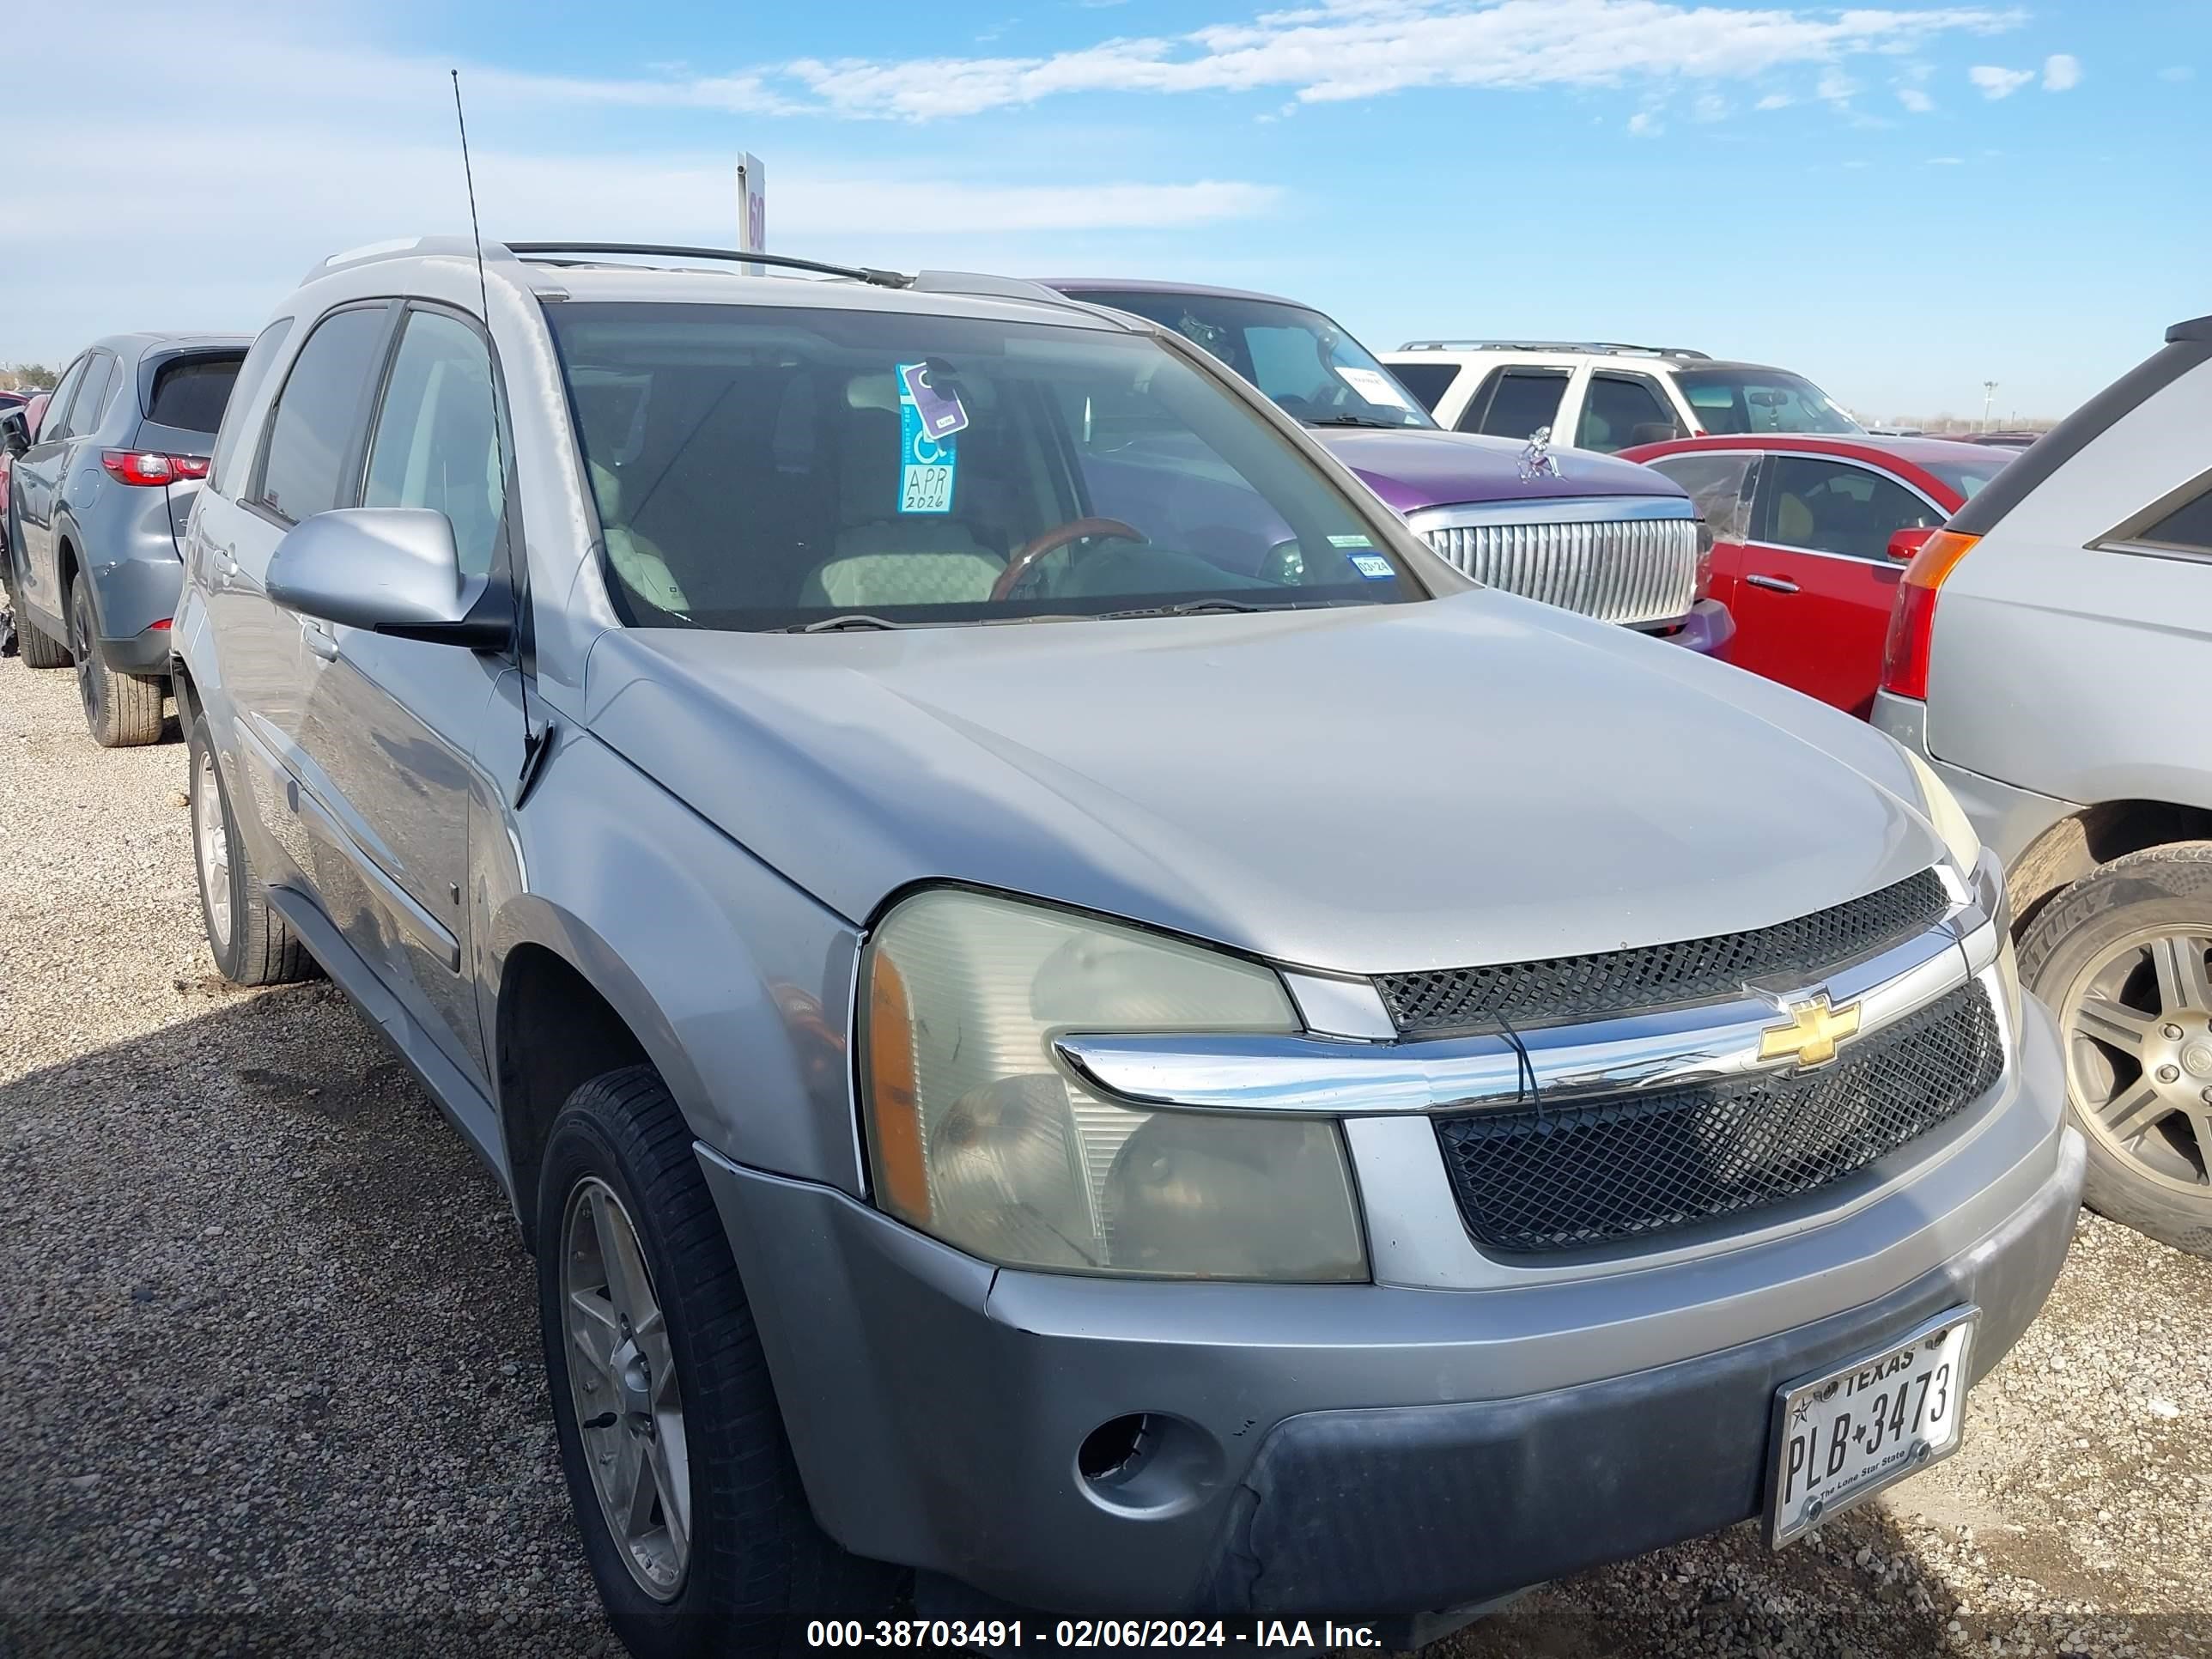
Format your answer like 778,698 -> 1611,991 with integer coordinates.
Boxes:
255,306 -> 391,522
545,301 -> 1421,631
1460,367 -> 1570,441
1759,456 -> 1940,560
1577,372 -> 1677,453
208,319 -> 296,500
1060,290 -> 1435,430
362,309 -> 505,578
1650,453 -> 1759,544
1677,368 -> 1860,435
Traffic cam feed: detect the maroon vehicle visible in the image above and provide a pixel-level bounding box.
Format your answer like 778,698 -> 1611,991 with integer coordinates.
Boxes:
1619,433 -> 2014,717
0,391 -> 50,562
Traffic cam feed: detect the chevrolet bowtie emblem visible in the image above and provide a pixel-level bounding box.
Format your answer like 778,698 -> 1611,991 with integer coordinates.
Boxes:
1758,994 -> 1862,1068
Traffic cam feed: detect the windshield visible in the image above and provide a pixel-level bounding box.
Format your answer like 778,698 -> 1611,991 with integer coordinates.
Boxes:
1060,290 -> 1437,431
1674,368 -> 1861,435
545,302 -> 1422,633
1921,450 -> 2015,501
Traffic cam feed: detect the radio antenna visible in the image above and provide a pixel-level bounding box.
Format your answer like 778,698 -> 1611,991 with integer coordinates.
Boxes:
452,70 -> 551,806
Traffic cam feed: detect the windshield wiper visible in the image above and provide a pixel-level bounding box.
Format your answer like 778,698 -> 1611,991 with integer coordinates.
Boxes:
1305,414 -> 1408,429
1098,598 -> 1278,620
785,613 -> 912,633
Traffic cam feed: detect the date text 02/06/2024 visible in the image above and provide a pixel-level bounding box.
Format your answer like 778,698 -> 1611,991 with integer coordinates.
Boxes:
803,1619 -> 1389,1649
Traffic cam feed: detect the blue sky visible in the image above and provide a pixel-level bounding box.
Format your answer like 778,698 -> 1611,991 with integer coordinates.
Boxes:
3,0 -> 2203,418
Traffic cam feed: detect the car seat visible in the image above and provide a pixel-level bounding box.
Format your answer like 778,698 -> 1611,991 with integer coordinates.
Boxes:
588,459 -> 690,614
797,374 -> 1003,611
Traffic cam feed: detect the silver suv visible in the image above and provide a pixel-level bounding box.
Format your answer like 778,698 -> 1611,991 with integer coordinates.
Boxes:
1876,312 -> 2212,1258
177,238 -> 2078,1649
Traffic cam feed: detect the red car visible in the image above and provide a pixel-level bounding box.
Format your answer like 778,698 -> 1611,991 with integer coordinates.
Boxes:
0,391 -> 51,560
1618,433 -> 2014,717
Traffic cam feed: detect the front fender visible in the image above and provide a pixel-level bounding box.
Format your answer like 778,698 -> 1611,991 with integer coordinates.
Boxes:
488,729 -> 868,1195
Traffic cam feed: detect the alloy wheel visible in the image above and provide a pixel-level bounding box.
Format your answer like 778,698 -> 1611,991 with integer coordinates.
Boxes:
2062,927 -> 2212,1195
192,744 -> 233,951
70,588 -> 99,726
561,1176 -> 691,1601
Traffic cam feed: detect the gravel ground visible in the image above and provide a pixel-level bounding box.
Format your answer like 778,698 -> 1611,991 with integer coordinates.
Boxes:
3,656 -> 2209,1659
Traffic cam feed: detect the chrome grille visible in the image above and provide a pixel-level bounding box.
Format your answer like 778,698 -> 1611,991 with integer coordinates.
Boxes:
1420,515 -> 1700,628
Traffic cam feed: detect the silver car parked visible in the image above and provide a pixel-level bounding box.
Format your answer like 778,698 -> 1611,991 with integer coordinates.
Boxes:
3,332 -> 249,744
1877,311 -> 2212,1258
177,238 -> 2078,1650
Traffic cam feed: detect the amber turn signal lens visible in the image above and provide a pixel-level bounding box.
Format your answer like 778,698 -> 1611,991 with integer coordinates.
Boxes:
1881,530 -> 1979,702
863,952 -> 932,1223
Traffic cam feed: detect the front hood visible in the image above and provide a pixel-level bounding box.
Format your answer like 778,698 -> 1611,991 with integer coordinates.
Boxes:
1312,428 -> 1682,515
581,594 -> 1941,975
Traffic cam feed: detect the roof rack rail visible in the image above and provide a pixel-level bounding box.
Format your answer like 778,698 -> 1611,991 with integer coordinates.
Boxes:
504,242 -> 913,289
1396,339 -> 1711,360
910,270 -> 1075,306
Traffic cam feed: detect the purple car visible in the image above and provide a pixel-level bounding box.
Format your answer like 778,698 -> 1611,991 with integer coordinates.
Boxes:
1048,281 -> 1732,653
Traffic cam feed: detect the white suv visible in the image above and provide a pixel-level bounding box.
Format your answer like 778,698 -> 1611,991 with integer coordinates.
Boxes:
1380,341 -> 1863,455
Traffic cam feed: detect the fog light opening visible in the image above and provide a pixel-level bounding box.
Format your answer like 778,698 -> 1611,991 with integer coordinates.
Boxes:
1078,1413 -> 1154,1486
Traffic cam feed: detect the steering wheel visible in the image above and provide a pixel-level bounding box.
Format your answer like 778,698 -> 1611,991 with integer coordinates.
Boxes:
990,516 -> 1146,602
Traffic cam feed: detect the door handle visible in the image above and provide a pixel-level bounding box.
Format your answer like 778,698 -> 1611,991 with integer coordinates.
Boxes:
210,544 -> 239,589
1745,574 -> 1800,594
301,619 -> 339,660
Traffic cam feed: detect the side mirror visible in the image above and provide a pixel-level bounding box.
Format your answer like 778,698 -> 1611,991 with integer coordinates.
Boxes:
0,410 -> 27,458
1887,526 -> 1937,564
267,508 -> 509,648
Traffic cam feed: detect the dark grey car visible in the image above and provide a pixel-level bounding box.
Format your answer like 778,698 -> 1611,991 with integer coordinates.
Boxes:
3,331 -> 248,744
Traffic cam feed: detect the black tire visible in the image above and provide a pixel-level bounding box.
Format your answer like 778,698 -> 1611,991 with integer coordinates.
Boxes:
15,587 -> 69,669
70,577 -> 165,746
187,713 -> 312,986
537,1066 -> 892,1656
2019,841 -> 2212,1258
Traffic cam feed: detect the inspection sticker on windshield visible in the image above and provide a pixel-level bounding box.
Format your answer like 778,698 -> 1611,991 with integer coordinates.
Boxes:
1346,552 -> 1395,580
1328,534 -> 1373,548
896,362 -> 957,514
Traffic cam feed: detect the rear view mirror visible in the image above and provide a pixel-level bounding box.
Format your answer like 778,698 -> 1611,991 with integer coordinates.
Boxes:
1887,526 -> 1938,564
0,410 -> 27,458
267,508 -> 509,648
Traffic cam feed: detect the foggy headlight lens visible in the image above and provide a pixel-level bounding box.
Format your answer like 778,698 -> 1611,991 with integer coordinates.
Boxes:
860,889 -> 1366,1281
1905,750 -> 1983,875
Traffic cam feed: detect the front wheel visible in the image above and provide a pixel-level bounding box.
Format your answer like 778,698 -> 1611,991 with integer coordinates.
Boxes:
2021,842 -> 2212,1257
538,1066 -> 891,1656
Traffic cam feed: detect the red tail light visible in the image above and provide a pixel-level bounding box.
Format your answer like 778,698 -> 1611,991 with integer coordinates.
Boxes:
100,451 -> 210,487
1880,530 -> 1980,702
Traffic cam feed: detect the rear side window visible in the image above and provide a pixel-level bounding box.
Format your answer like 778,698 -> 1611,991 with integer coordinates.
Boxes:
255,306 -> 391,522
2121,480 -> 2212,556
1384,360 -> 1460,413
208,319 -> 296,499
1577,372 -> 1677,453
1459,367 -> 1569,440
146,354 -> 246,438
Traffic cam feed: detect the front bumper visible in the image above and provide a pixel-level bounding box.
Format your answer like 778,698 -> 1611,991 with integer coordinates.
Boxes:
1650,596 -> 1734,656
700,998 -> 2078,1619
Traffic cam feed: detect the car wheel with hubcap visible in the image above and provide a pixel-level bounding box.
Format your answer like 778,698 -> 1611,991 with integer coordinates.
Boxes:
2021,841 -> 2212,1257
186,712 -> 313,985
537,1066 -> 892,1656
70,577 -> 165,745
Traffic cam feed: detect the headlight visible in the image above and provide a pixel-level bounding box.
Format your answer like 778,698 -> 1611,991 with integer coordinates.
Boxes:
1904,750 -> 1982,874
860,889 -> 1367,1281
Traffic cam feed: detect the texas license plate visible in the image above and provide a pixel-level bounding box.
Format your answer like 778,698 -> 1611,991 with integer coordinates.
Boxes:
1766,1305 -> 1978,1547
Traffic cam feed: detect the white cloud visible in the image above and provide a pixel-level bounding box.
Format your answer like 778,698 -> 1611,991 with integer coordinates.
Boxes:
1692,92 -> 1728,122
2160,64 -> 2196,82
1897,86 -> 1934,112
1626,109 -> 1662,136
1816,68 -> 1860,106
782,0 -> 2022,119
1969,64 -> 2034,98
1754,91 -> 1794,109
2042,52 -> 2081,90
1924,155 -> 1964,164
